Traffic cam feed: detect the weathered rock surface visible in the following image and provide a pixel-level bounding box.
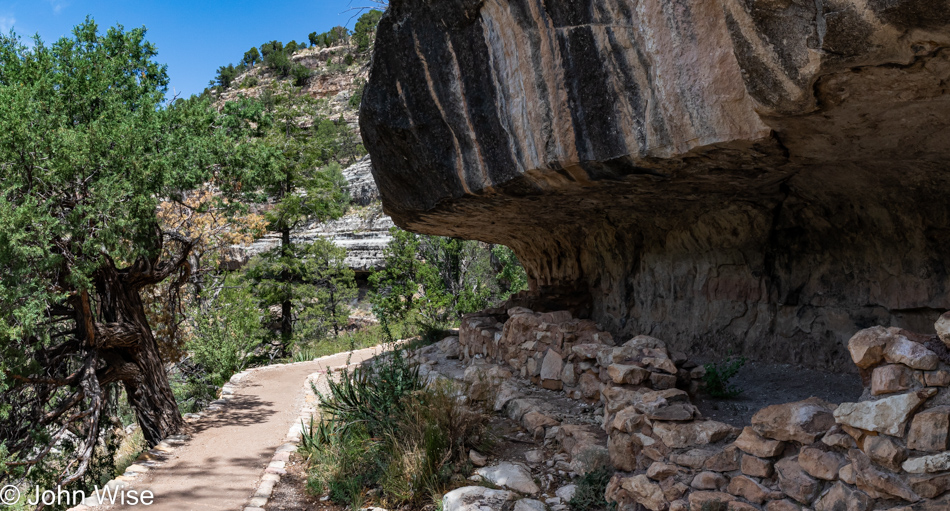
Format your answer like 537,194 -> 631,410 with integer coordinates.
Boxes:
232,156 -> 394,274
361,0 -> 950,370
443,486 -> 517,511
475,462 -> 541,494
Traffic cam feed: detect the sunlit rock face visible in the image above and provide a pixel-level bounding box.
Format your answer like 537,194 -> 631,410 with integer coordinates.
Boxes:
360,0 -> 950,370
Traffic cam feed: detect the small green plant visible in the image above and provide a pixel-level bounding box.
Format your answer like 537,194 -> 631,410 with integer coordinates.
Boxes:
702,354 -> 747,398
303,352 -> 489,509
569,465 -> 616,511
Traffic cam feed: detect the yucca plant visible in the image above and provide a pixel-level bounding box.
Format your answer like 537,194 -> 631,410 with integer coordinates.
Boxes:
316,348 -> 423,438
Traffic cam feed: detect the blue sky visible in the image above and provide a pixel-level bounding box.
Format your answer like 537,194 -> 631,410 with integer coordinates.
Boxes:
0,0 -> 377,98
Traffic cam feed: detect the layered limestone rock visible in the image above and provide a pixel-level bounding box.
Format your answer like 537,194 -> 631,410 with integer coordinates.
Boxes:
230,156 -> 394,274
360,0 -> 950,370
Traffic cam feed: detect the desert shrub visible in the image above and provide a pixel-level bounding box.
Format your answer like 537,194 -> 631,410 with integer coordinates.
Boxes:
241,75 -> 259,88
291,63 -> 311,86
702,355 -> 747,398
302,352 -> 489,509
349,78 -> 365,109
570,465 -> 616,511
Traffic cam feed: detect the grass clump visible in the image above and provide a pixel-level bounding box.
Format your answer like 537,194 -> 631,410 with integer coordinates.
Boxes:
702,354 -> 747,398
569,465 -> 616,511
301,348 -> 488,509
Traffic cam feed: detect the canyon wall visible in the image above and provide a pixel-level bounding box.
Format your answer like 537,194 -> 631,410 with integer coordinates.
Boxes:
360,0 -> 950,370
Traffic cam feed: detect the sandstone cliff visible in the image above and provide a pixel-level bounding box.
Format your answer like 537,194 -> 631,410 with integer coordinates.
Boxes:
360,0 -> 950,370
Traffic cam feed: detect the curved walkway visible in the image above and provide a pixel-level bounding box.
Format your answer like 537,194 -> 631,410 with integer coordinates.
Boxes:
106,346 -> 384,511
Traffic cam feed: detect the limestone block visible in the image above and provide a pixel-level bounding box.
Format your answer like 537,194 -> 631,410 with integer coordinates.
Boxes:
608,364 -> 650,385
906,407 -> 950,452
833,389 -> 936,437
902,451 -> 950,474
798,446 -> 845,481
848,326 -> 890,369
653,420 -> 735,449
863,435 -> 907,472
705,445 -> 741,472
752,397 -> 837,444
775,456 -> 820,504
735,426 -> 785,458
937,312 -> 950,348
621,475 -> 669,511
814,482 -> 873,511
540,349 -> 564,390
872,364 -> 915,395
691,471 -> 728,491
849,449 -> 920,502
884,336 -> 939,371
726,475 -> 774,504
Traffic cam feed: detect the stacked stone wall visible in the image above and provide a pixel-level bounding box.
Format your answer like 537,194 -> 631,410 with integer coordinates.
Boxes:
456,308 -> 950,510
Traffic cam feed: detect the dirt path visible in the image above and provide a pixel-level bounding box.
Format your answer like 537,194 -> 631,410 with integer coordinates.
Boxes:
108,347 -> 384,511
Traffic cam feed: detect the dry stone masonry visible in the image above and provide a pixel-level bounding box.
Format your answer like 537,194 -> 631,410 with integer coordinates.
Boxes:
416,310 -> 950,510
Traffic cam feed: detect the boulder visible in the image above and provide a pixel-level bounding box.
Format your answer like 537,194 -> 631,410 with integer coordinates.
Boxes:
937,312 -> 950,348
475,462 -> 541,494
539,350 -> 564,390
647,462 -> 681,481
653,421 -> 735,449
621,474 -> 669,511
863,435 -> 907,472
740,454 -> 773,478
513,499 -> 545,511
442,486 -> 517,511
775,456 -> 820,504
906,407 -> 950,452
751,397 -> 837,444
687,491 -> 734,511
690,471 -> 728,491
902,451 -> 950,474
469,450 -> 488,467
555,484 -> 576,502
908,472 -> 950,499
704,446 -> 742,473
849,449 -> 920,502
766,500 -> 802,511
872,364 -> 915,395
833,389 -> 936,437
607,364 -> 650,385
726,475 -> 774,504
798,446 -> 845,481
848,327 -> 890,369
734,427 -> 785,458
884,335 -> 939,371
814,482 -> 873,511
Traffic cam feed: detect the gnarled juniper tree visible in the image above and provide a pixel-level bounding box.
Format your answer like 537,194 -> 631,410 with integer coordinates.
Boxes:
0,19 -> 252,488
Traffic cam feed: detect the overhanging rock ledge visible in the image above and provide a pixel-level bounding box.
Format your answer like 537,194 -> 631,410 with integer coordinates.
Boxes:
359,0 -> 950,370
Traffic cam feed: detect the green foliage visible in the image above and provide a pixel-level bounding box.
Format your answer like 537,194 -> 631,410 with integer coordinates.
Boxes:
353,10 -> 384,53
303,354 -> 489,509
291,62 -> 311,86
317,349 -> 423,438
0,18 -> 253,488
344,53 -> 355,66
243,46 -> 261,66
570,465 -> 616,511
241,75 -> 259,88
285,40 -> 299,54
702,355 -> 747,398
216,63 -> 240,88
188,274 -> 264,386
260,39 -> 283,58
369,228 -> 528,340
265,49 -> 292,77
349,78 -> 366,109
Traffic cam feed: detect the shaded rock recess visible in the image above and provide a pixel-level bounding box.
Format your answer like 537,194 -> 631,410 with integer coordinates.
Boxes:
360,0 -> 950,370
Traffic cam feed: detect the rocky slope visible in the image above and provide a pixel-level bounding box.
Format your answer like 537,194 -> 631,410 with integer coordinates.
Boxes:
360,0 -> 950,370
217,45 -> 393,274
